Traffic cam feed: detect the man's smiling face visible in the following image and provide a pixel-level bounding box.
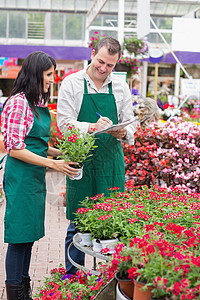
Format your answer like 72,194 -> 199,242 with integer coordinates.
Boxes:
89,46 -> 119,84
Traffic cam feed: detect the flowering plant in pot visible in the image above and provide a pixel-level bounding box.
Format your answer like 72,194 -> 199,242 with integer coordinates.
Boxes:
74,206 -> 94,234
109,230 -> 200,300
74,193 -> 104,233
74,190 -> 134,253
88,31 -> 107,49
161,103 -> 181,120
74,190 -> 133,241
123,35 -> 149,56
57,124 -> 98,169
115,55 -> 140,77
75,200 -> 121,251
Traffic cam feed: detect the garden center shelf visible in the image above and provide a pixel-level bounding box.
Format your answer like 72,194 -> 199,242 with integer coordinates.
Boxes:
68,233 -> 110,275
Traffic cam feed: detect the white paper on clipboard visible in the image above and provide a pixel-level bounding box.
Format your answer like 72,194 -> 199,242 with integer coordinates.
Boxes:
91,117 -> 138,135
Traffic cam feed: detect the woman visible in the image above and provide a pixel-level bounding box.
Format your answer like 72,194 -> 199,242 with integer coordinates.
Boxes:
1,51 -> 78,300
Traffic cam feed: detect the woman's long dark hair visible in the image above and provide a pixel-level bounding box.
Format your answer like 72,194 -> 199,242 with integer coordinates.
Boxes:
4,51 -> 56,117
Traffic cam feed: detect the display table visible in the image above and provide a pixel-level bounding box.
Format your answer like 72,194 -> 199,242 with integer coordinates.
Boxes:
67,233 -> 110,275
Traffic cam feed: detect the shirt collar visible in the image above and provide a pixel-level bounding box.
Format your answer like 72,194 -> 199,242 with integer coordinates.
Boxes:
84,65 -> 112,88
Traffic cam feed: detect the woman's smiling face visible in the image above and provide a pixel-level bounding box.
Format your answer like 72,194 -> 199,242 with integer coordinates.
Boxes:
43,65 -> 54,93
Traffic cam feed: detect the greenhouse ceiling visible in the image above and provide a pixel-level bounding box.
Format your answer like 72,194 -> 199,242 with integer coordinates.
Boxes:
0,0 -> 200,17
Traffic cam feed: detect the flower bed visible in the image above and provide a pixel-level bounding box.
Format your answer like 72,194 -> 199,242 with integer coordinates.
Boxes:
108,229 -> 200,299
48,103 -> 63,148
124,118 -> 200,193
35,186 -> 200,299
36,115 -> 200,299
74,186 -> 200,242
34,266 -> 115,299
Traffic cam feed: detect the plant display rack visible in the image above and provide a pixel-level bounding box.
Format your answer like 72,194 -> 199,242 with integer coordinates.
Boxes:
67,233 -> 109,275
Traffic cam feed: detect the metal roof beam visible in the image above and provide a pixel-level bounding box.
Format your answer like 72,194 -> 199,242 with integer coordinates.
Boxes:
86,0 -> 109,29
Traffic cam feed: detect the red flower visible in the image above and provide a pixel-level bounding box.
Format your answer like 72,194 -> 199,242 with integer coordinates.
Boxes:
163,103 -> 169,109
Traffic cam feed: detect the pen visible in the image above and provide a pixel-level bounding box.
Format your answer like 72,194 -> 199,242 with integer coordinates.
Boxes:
96,112 -> 102,118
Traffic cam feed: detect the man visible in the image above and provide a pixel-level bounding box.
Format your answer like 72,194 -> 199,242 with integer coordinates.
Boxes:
57,37 -> 136,274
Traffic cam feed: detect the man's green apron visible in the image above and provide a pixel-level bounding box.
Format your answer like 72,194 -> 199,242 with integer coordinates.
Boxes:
4,102 -> 51,243
66,78 -> 125,220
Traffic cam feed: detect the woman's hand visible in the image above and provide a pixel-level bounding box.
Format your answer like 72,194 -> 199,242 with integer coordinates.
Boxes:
47,146 -> 62,157
51,160 -> 79,178
10,149 -> 79,178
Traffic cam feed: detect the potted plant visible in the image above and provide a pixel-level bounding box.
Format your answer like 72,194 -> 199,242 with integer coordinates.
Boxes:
74,191 -> 129,253
115,55 -> 140,77
74,206 -> 95,246
75,202 -> 120,253
111,243 -> 141,299
57,124 -> 98,179
123,35 -> 149,56
88,31 -> 107,49
110,230 -> 200,300
161,103 -> 181,120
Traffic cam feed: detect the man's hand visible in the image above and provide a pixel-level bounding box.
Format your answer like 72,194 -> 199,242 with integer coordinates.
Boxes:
108,128 -> 127,140
96,117 -> 113,131
89,117 -> 113,133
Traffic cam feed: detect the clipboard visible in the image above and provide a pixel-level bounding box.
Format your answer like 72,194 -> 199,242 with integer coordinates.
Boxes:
91,117 -> 138,135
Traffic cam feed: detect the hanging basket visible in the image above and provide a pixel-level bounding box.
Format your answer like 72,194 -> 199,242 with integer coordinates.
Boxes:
126,43 -> 138,54
115,63 -> 131,73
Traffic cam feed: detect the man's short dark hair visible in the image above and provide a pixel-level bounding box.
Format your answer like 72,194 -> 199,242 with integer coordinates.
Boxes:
95,37 -> 122,60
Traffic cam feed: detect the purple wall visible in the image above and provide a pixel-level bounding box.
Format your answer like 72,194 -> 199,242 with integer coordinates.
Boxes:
0,44 -> 92,61
142,51 -> 200,65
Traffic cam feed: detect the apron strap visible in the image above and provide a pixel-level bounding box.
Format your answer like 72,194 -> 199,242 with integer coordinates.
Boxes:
84,78 -> 88,94
84,78 -> 113,95
0,155 -> 6,170
108,82 -> 113,94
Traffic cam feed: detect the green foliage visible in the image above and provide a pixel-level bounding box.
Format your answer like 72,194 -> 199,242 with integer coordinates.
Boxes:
74,186 -> 200,243
57,124 -> 98,165
123,35 -> 149,56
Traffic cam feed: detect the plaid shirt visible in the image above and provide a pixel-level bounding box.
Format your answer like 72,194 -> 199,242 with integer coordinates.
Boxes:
1,92 -> 44,153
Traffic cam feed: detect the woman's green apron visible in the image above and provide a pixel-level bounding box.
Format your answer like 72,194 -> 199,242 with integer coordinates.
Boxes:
4,103 -> 51,243
66,79 -> 125,220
